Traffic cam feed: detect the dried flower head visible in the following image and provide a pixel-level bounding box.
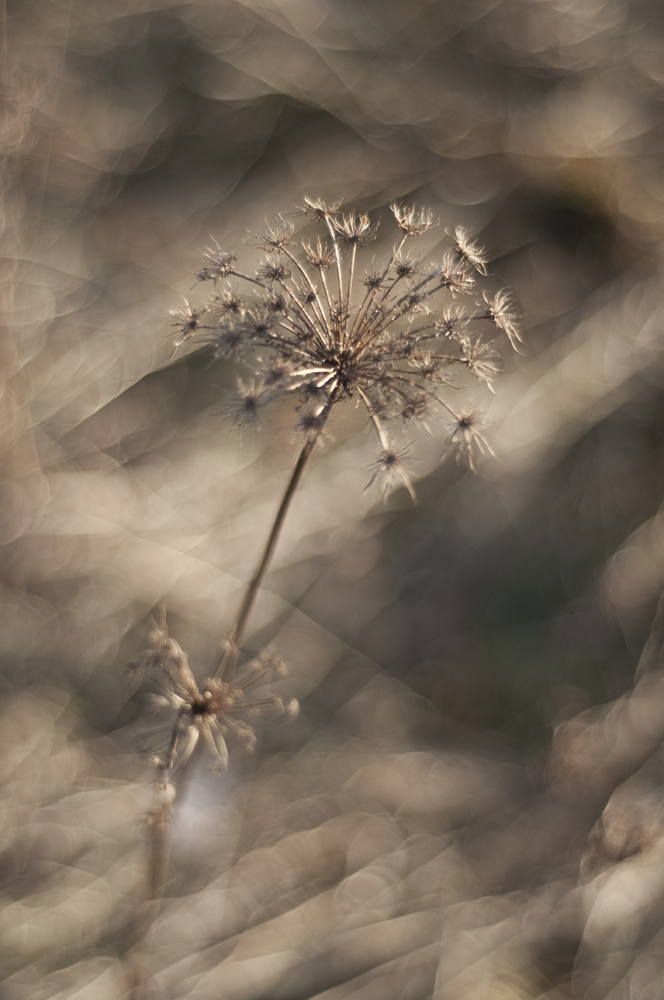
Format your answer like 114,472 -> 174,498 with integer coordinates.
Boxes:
300,196 -> 343,222
363,264 -> 385,290
447,408 -> 494,472
332,211 -> 380,248
194,242 -> 238,284
170,299 -> 204,347
303,238 -> 335,271
393,248 -> 423,280
452,227 -> 489,276
435,250 -> 476,296
459,336 -> 502,390
210,288 -> 244,317
250,218 -> 295,253
391,202 -> 436,236
258,257 -> 292,283
129,626 -> 297,775
435,304 -> 471,340
219,378 -> 272,432
481,289 -> 522,351
172,197 -> 521,491
366,441 -> 417,502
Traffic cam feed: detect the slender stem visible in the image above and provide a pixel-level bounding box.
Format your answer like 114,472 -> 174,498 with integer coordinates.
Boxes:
357,386 -> 390,449
214,391 -> 337,680
127,778 -> 173,1000
345,246 -> 357,323
324,217 -> 344,313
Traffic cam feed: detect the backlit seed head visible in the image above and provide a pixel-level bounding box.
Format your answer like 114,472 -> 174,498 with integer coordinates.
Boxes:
219,379 -> 271,432
482,289 -> 522,351
194,243 -> 237,283
366,441 -> 417,502
303,238 -> 335,271
300,196 -> 342,222
173,196 -> 521,487
452,227 -> 489,275
129,625 -> 297,774
170,299 -> 205,346
332,211 -> 380,248
390,202 -> 436,236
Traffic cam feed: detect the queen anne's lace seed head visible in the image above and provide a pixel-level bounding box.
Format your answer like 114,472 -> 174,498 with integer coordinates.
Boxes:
219,379 -> 271,432
393,249 -> 423,280
459,336 -> 502,390
366,441 -> 417,502
129,627 -> 298,775
452,227 -> 489,276
303,238 -> 335,271
211,289 -> 244,317
170,299 -> 204,346
390,202 -> 436,236
258,257 -> 292,282
447,408 -> 494,472
300,196 -> 343,222
332,212 -> 380,248
174,197 -> 521,495
194,243 -> 237,284
482,289 -> 522,351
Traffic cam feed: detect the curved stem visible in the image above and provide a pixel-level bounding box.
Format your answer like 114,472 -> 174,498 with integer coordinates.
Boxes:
214,390 -> 338,680
127,776 -> 173,1000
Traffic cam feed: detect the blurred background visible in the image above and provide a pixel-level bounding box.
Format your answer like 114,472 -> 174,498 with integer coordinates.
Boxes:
4,0 -> 664,997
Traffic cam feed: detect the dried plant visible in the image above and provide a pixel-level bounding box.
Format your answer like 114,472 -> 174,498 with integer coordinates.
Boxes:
175,198 -> 519,481
128,198 -> 519,996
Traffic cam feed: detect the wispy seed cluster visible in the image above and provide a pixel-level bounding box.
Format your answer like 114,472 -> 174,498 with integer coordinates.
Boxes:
172,197 -> 520,489
129,625 -> 297,776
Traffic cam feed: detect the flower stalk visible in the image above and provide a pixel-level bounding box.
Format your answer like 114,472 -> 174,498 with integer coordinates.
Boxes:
126,196 -> 521,996
215,385 -> 339,680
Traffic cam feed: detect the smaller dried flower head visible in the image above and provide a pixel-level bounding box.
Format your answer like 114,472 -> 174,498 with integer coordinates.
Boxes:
482,289 -> 522,351
452,227 -> 489,276
459,336 -> 502,390
219,378 -> 272,432
435,304 -> 471,340
170,299 -> 204,347
411,352 -> 452,385
393,248 -> 423,281
366,441 -> 417,502
434,250 -> 476,296
390,202 -> 436,236
332,211 -> 380,248
363,264 -> 385,290
294,410 -> 332,445
258,257 -> 292,283
300,196 -> 342,222
447,408 -> 494,472
250,217 -> 295,253
303,238 -> 335,271
194,242 -> 237,284
206,321 -> 245,359
129,626 -> 297,774
210,288 -> 244,317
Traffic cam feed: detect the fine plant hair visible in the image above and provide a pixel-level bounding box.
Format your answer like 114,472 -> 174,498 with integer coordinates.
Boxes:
126,197 -> 519,997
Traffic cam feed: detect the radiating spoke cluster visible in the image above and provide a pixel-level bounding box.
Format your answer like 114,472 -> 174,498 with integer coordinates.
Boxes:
172,197 -> 520,489
129,625 -> 298,777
